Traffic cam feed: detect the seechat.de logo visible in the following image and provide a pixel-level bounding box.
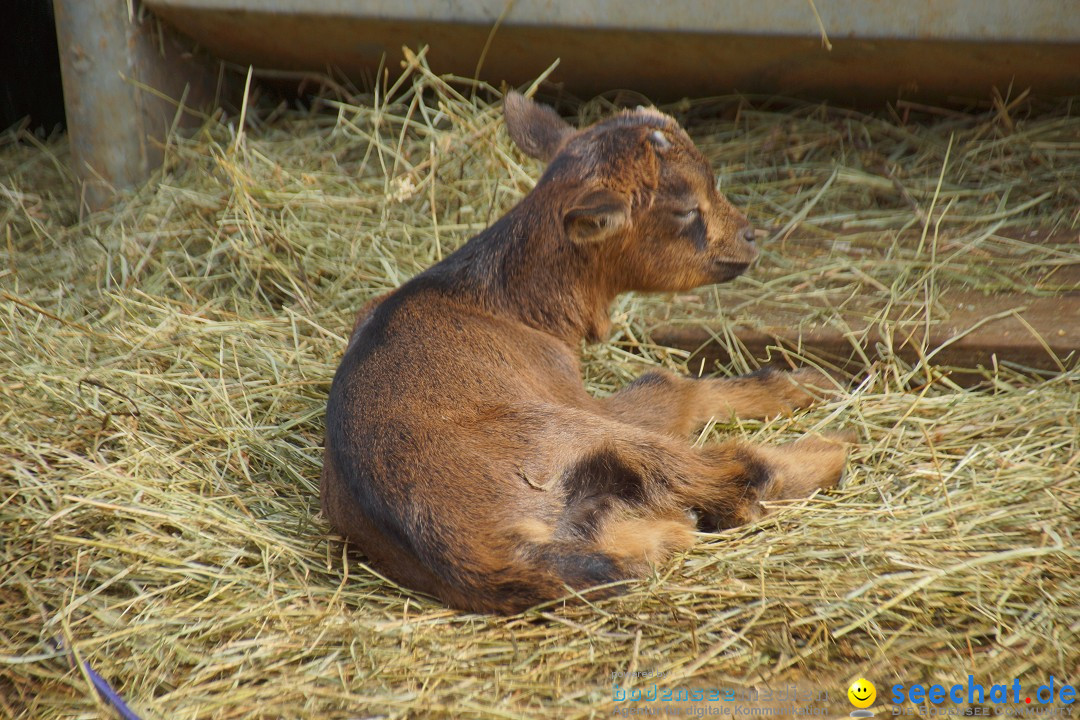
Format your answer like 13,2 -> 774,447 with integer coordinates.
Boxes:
849,678 -> 876,717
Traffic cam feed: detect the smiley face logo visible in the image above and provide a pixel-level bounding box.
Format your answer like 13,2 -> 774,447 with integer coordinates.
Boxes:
848,678 -> 876,709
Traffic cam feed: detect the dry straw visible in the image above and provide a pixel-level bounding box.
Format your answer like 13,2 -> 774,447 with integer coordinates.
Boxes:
2,51 -> 1077,719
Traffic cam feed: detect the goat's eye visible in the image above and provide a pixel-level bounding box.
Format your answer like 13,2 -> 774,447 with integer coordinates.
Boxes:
674,207 -> 700,222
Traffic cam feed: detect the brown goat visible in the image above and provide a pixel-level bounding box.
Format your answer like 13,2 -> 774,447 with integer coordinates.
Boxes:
320,92 -> 851,614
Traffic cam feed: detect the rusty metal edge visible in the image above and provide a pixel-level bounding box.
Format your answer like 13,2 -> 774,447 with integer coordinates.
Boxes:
142,0 -> 1080,43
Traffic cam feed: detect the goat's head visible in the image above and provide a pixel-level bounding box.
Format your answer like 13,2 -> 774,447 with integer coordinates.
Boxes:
504,91 -> 759,293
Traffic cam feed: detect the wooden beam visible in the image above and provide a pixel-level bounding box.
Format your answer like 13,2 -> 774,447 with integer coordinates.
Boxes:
651,282 -> 1079,386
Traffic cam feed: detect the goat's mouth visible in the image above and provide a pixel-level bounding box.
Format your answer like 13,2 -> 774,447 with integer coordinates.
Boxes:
710,260 -> 751,282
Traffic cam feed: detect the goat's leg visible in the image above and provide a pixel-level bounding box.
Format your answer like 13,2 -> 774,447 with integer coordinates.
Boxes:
597,367 -> 838,437
563,429 -> 850,533
682,433 -> 851,528
545,429 -> 851,591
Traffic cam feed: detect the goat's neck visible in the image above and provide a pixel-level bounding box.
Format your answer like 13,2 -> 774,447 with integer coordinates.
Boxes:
467,188 -> 618,347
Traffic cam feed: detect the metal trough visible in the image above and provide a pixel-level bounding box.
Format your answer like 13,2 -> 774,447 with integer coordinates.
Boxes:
55,0 -> 1079,209
146,0 -> 1080,102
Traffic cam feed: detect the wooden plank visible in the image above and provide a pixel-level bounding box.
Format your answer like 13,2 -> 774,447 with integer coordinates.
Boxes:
651,281 -> 1080,384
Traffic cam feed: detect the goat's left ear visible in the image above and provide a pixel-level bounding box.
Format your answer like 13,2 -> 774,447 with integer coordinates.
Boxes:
563,187 -> 630,245
504,91 -> 574,162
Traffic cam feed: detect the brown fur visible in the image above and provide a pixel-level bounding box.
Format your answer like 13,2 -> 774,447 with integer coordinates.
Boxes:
320,93 -> 852,614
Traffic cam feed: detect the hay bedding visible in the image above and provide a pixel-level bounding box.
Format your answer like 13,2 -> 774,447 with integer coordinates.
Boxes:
1,54 -> 1077,719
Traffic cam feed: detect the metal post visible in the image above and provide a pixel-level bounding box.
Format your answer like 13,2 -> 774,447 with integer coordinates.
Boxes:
53,0 -> 222,212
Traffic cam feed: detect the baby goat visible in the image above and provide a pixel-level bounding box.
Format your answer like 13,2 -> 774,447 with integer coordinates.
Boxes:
321,93 -> 850,614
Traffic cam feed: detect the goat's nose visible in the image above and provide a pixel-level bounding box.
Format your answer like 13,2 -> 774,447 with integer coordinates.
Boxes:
741,226 -> 756,243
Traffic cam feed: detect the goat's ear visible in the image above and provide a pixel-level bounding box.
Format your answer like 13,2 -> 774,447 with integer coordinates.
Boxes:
563,188 -> 630,245
504,91 -> 573,162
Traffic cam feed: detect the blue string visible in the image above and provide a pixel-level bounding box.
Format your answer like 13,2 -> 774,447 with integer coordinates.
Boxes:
82,661 -> 143,720
50,637 -> 143,720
